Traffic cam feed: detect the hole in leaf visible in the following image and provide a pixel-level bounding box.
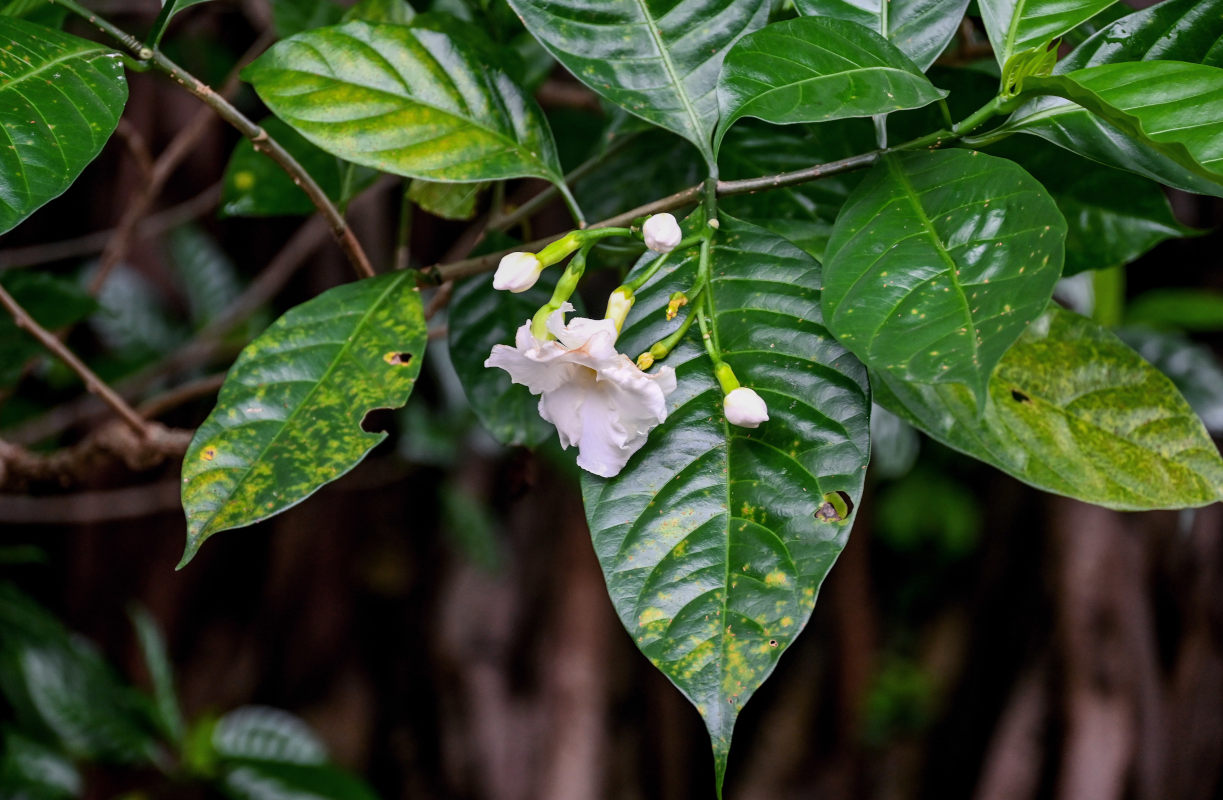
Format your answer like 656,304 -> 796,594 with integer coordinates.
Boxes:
815,491 -> 854,523
1011,388 -> 1031,403
769,639 -> 778,648
360,408 -> 396,434
384,351 -> 414,366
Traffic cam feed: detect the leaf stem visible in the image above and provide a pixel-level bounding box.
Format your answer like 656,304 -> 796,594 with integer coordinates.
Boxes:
0,282 -> 149,438
50,0 -> 376,280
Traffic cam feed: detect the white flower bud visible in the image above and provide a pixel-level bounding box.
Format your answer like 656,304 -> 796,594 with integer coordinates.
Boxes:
492,251 -> 543,293
723,387 -> 769,428
604,287 -> 635,332
642,213 -> 682,253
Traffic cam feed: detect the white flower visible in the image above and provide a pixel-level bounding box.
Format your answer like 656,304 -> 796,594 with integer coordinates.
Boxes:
493,251 -> 543,292
724,387 -> 769,428
642,213 -> 682,253
485,304 -> 677,477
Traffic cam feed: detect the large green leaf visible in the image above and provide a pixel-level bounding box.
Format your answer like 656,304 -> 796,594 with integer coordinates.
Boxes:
822,149 -> 1065,401
243,20 -> 565,184
0,18 -> 128,235
794,0 -> 970,71
978,0 -> 1118,71
1060,0 -> 1223,70
506,0 -> 769,167
873,307 -> 1223,510
1009,61 -> 1223,196
220,117 -> 343,218
987,138 -> 1194,274
1118,327 -> 1223,435
180,272 -> 427,563
715,17 -> 947,151
582,217 -> 870,792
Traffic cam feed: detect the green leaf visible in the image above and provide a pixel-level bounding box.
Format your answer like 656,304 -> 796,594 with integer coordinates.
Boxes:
146,0 -> 215,48
0,19 -> 128,235
1117,327 -> 1223,435
168,225 -> 243,327
1,0 -> 67,27
221,762 -> 379,800
506,0 -> 770,167
582,217 -> 870,791
243,20 -> 564,185
0,728 -> 81,800
572,130 -> 705,223
129,607 -> 184,745
220,117 -> 343,218
213,707 -> 327,765
978,0 -> 1119,71
342,0 -> 416,24
270,0 -> 344,37
0,271 -> 98,387
873,307 -> 1223,510
822,149 -> 1065,402
987,138 -> 1195,274
1059,0 -> 1223,70
794,0 -> 970,70
407,179 -> 486,221
180,271 -> 427,563
1126,289 -> 1223,332
715,17 -> 947,151
1010,61 -> 1223,196
447,269 -> 571,448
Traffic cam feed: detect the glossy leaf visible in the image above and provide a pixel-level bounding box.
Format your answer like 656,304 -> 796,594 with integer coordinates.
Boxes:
270,0 -> 344,37
0,18 -> 128,235
213,707 -> 327,765
988,138 -> 1194,274
448,270 -> 570,448
822,149 -> 1065,401
582,217 -> 870,790
0,271 -> 98,387
1059,0 -> 1223,70
1126,289 -> 1223,332
506,0 -> 770,166
873,307 -> 1223,510
1118,327 -> 1223,435
715,17 -> 947,150
978,0 -> 1118,71
180,272 -> 427,563
407,179 -> 486,221
342,0 -> 415,24
794,0 -> 970,70
243,21 -> 565,184
220,117 -> 343,218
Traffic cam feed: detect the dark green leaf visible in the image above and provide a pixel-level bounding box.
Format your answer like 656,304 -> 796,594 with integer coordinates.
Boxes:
582,217 -> 870,791
715,17 -> 947,151
407,179 -> 486,220
221,761 -> 378,800
873,307 -> 1223,510
270,0 -> 344,37
90,265 -> 187,361
0,19 -> 128,235
978,0 -> 1118,71
0,728 -> 81,800
180,272 -> 427,563
1,0 -> 67,27
342,0 -> 416,24
794,0 -> 970,70
213,707 -> 327,765
220,117 -> 343,218
987,137 -> 1195,274
448,269 -> 570,448
822,149 -> 1065,401
1059,0 -> 1223,70
1117,326 -> 1223,435
129,607 -> 184,745
146,0 -> 215,48
243,21 -> 564,184
572,131 -> 705,223
506,0 -> 770,167
0,271 -> 97,387
1125,289 -> 1223,332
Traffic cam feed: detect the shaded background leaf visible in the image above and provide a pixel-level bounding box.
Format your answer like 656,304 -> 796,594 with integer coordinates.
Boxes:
794,0 -> 970,70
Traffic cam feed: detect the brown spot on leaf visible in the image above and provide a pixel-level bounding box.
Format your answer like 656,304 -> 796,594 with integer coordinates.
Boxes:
201,448 -> 215,461
384,352 -> 414,366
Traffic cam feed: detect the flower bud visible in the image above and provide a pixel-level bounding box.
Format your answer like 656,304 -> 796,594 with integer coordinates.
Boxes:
636,352 -> 655,370
723,387 -> 769,428
493,251 -> 543,293
643,213 -> 682,253
666,291 -> 688,321
604,286 -> 635,333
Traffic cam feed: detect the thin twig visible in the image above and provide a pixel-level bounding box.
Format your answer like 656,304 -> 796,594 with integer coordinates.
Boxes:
53,0 -> 376,280
137,373 -> 226,419
0,282 -> 149,437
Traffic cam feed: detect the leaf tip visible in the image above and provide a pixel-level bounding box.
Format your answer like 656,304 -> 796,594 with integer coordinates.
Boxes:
176,536 -> 203,571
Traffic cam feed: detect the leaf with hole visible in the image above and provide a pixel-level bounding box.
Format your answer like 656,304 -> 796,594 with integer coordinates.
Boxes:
978,0 -> 1119,71
582,217 -> 870,792
794,0 -> 970,70
873,307 -> 1223,510
506,0 -> 769,167
822,149 -> 1065,403
243,20 -> 565,186
180,271 -> 427,564
715,17 -> 947,151
0,18 -> 128,235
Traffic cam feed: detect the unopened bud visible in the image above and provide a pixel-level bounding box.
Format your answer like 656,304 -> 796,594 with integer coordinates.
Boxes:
493,251 -> 543,293
643,213 -> 682,253
724,387 -> 769,428
604,287 -> 635,333
666,292 -> 688,321
636,352 -> 655,370
536,231 -> 583,267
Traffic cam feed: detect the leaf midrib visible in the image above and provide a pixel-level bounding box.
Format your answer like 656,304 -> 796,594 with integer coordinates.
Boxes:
633,0 -> 707,160
193,273 -> 410,537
